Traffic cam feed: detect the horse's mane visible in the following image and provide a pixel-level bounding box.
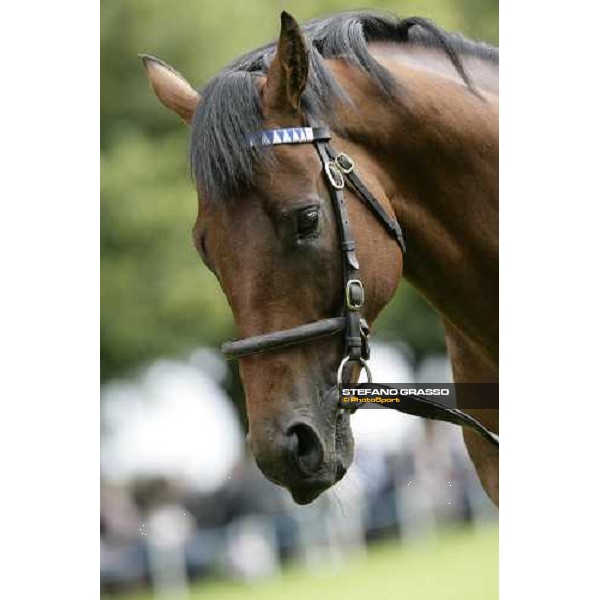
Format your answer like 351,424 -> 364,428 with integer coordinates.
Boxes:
191,11 -> 498,201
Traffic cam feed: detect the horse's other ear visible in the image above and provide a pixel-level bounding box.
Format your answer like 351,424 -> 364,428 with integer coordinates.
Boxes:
140,54 -> 200,125
263,11 -> 308,115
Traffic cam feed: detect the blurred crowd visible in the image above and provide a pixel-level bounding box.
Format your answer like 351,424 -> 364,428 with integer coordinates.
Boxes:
101,419 -> 496,597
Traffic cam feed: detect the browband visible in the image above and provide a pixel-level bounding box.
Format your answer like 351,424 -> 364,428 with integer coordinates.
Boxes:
249,126 -> 331,147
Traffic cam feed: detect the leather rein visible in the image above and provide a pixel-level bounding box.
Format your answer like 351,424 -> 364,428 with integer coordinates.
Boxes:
220,124 -> 498,449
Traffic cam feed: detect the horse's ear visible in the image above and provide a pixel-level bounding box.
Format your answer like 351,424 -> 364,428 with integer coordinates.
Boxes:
263,12 -> 308,115
140,54 -> 200,125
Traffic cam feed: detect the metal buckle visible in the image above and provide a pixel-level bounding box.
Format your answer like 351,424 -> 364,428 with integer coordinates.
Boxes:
335,153 -> 354,174
337,355 -> 373,385
345,279 -> 365,310
325,161 -> 345,190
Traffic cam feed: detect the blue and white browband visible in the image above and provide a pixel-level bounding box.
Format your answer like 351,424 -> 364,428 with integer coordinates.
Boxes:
249,126 -> 331,147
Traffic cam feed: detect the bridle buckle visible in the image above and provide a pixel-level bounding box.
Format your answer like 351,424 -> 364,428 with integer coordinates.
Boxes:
335,153 -> 354,174
345,279 -> 365,310
325,161 -> 345,190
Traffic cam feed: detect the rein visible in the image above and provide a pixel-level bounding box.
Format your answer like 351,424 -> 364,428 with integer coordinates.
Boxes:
220,123 -> 499,449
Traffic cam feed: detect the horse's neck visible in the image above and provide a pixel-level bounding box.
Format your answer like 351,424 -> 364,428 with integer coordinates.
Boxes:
334,46 -> 499,363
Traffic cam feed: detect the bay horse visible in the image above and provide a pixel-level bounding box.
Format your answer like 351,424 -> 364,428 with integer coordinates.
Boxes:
141,11 -> 498,505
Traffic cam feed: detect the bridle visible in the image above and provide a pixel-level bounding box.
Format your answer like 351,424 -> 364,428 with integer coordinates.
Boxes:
220,122 -> 499,449
221,124 -> 402,376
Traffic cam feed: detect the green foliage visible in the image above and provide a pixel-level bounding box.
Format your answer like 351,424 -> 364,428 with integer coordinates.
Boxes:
101,132 -> 233,378
101,0 -> 498,380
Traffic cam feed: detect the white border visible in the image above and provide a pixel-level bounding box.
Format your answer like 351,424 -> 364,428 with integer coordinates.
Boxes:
1,1 -> 98,596
502,1 -> 600,598
1,1 -> 599,597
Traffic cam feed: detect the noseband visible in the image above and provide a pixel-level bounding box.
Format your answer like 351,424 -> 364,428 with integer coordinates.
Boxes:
220,123 -> 499,449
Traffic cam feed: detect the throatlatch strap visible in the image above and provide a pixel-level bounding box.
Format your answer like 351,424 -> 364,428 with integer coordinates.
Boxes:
323,142 -> 407,254
345,170 -> 407,254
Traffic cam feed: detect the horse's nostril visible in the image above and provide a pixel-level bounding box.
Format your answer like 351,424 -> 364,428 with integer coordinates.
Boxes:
286,422 -> 325,475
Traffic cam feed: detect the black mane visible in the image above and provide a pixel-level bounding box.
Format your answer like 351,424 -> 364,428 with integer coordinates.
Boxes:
190,11 -> 498,201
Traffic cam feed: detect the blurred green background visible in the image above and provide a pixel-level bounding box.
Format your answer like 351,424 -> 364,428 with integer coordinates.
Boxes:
125,526 -> 499,600
101,0 -> 498,382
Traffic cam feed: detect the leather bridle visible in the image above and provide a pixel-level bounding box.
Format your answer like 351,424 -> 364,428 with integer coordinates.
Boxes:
221,124 -> 396,381
220,123 -> 499,449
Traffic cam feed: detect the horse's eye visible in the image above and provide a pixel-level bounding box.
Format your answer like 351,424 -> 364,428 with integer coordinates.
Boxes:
297,207 -> 319,237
